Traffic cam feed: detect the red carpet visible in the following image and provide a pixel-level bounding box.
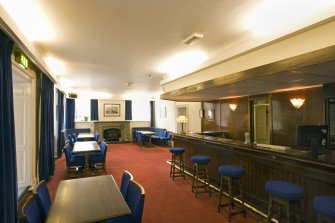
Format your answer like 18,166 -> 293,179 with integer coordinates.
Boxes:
47,143 -> 261,223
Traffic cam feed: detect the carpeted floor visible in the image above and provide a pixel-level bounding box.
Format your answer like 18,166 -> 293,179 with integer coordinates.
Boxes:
47,143 -> 262,223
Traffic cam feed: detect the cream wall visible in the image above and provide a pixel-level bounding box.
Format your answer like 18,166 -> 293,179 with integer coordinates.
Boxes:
176,102 -> 202,133
155,100 -> 177,132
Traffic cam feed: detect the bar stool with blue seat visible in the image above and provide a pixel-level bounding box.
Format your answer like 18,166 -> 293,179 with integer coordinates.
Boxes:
217,165 -> 246,221
191,155 -> 211,197
169,147 -> 185,180
313,195 -> 335,223
265,180 -> 304,223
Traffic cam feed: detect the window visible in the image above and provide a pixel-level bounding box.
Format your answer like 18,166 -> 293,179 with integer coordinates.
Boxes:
75,99 -> 90,121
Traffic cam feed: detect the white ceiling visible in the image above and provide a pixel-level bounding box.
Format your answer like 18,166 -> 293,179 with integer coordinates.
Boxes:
2,0 -> 335,99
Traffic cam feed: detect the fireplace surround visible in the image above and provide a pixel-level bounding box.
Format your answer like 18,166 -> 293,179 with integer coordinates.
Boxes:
93,121 -> 131,143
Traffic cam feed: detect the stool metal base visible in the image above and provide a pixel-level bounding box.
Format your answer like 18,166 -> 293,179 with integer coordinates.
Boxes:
266,196 -> 301,223
218,176 -> 246,222
191,163 -> 211,197
170,153 -> 185,180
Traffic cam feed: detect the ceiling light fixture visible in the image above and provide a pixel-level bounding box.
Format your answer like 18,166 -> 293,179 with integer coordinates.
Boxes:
290,98 -> 305,109
229,103 -> 237,111
183,33 -> 204,45
125,82 -> 133,87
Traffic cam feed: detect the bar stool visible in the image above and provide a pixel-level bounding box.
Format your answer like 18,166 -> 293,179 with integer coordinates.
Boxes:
191,155 -> 211,197
217,165 -> 246,221
313,195 -> 335,223
265,180 -> 304,223
169,147 -> 185,180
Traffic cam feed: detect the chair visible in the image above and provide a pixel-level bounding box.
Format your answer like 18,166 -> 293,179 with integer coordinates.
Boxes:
88,142 -> 108,174
135,131 -> 149,147
94,131 -> 99,142
63,144 -> 85,176
106,180 -> 145,223
313,195 -> 335,223
34,180 -> 51,222
151,130 -> 166,145
120,170 -> 134,199
19,194 -> 43,223
156,131 -> 172,146
265,180 -> 304,223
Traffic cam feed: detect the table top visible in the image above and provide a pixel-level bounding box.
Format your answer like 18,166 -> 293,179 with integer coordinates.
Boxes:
46,175 -> 131,223
77,133 -> 95,140
73,141 -> 100,153
138,130 -> 155,135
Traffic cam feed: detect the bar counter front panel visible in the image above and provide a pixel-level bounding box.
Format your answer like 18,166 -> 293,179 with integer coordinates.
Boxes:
172,133 -> 335,222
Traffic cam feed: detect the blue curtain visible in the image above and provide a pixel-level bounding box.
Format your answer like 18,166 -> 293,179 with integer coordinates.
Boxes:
125,100 -> 132,120
150,101 -> 155,127
39,75 -> 55,181
90,99 -> 99,121
0,31 -> 18,223
57,89 -> 64,157
65,98 -> 75,129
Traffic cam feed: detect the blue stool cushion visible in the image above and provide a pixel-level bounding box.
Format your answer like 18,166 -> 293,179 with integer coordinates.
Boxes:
265,181 -> 304,201
170,147 -> 185,155
218,165 -> 245,178
191,155 -> 210,165
313,196 -> 335,220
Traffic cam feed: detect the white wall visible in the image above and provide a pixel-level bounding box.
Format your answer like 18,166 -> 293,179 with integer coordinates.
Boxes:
176,102 -> 202,133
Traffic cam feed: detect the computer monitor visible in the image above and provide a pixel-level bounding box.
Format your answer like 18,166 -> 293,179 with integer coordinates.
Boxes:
296,125 -> 328,152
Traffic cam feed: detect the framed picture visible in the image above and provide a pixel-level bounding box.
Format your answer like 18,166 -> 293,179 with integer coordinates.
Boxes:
160,106 -> 167,118
104,104 -> 120,117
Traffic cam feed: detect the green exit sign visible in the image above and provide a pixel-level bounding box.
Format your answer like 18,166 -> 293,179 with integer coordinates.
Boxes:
20,54 -> 29,69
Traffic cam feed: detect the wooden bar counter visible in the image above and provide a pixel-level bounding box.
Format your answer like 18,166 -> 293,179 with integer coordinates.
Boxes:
172,133 -> 335,222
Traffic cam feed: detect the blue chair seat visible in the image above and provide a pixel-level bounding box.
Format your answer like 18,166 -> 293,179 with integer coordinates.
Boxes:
170,147 -> 185,155
191,155 -> 210,165
218,165 -> 245,178
265,181 -> 304,200
313,195 -> 335,220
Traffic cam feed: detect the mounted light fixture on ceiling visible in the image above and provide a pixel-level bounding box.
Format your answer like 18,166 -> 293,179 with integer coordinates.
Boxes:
183,33 -> 204,45
125,82 -> 133,87
229,103 -> 237,111
290,98 -> 305,109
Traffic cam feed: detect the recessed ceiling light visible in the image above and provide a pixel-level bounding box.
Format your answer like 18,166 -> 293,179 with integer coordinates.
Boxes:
183,33 -> 204,45
125,82 -> 133,87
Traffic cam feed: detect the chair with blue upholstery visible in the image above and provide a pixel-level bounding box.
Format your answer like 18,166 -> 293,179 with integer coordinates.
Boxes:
120,170 -> 134,199
106,179 -> 145,223
63,144 -> 85,176
191,155 -> 211,197
217,165 -> 246,221
313,195 -> 335,223
94,131 -> 99,142
169,147 -> 185,180
159,131 -> 172,146
265,180 -> 304,223
34,180 -> 51,222
88,142 -> 108,174
151,130 -> 166,145
19,194 -> 43,223
135,131 -> 149,147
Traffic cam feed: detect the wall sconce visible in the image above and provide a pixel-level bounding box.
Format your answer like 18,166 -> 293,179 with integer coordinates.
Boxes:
176,115 -> 188,134
229,103 -> 237,111
290,98 -> 305,109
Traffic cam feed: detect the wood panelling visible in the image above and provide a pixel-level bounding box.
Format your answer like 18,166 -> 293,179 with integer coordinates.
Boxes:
173,134 -> 335,222
271,87 -> 324,147
220,97 -> 249,141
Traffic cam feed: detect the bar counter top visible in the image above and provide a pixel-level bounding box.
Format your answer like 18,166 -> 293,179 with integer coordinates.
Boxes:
174,133 -> 335,171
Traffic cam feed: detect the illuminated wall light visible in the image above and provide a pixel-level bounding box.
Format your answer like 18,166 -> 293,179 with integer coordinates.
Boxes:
290,98 -> 305,109
44,56 -> 65,75
229,103 -> 237,111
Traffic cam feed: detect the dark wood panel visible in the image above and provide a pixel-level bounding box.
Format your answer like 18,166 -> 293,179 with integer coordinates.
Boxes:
271,87 -> 324,147
173,134 -> 335,222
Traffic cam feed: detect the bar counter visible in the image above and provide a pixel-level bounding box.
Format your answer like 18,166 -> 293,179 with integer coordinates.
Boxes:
172,133 -> 335,222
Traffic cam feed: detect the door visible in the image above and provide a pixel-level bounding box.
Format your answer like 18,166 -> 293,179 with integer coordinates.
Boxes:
253,99 -> 270,144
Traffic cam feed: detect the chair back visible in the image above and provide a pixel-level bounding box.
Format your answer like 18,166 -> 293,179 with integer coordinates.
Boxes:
94,131 -> 99,142
126,180 -> 145,223
100,142 -> 108,162
63,144 -> 72,166
120,170 -> 134,198
19,194 -> 43,223
166,131 -> 172,139
35,180 -> 51,221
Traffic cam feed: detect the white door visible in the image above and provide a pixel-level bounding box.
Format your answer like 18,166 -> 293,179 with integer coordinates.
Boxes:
13,75 -> 31,190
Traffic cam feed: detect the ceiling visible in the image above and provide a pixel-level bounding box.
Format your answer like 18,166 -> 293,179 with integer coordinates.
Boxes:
1,0 -> 335,100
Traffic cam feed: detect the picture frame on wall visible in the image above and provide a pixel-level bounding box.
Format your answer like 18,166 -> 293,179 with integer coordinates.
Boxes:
104,103 -> 120,117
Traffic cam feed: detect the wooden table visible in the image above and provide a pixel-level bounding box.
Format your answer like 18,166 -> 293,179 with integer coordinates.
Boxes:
73,141 -> 100,171
46,175 -> 131,223
138,130 -> 155,146
77,133 -> 95,141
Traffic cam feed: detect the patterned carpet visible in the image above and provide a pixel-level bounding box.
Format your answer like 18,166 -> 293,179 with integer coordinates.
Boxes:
47,143 -> 262,223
